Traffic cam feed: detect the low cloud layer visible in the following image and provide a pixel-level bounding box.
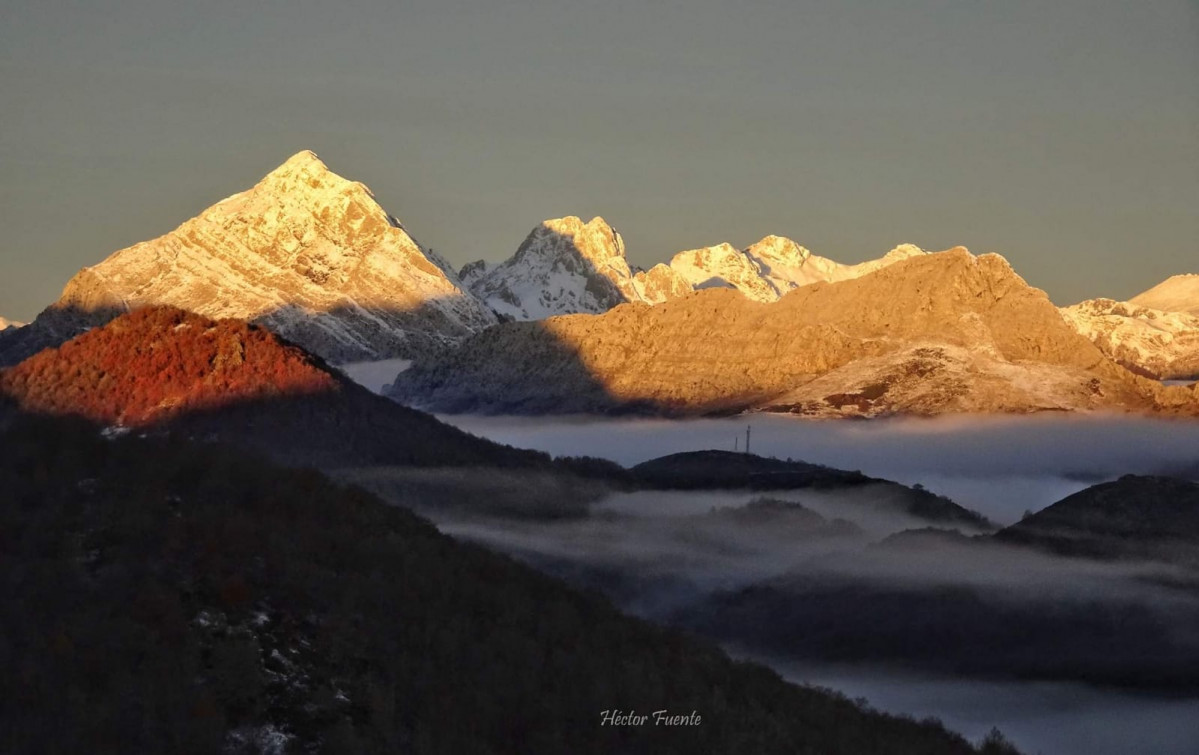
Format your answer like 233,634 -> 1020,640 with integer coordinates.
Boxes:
443,413 -> 1199,523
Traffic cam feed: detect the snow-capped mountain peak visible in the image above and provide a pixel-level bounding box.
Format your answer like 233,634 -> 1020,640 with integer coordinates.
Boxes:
463,216 -> 642,320
0,150 -> 495,366
0,317 -> 23,332
667,243 -> 780,302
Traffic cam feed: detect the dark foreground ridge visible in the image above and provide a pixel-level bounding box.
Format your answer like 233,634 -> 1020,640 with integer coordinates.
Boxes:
994,474 -> 1199,566
0,415 -> 1018,754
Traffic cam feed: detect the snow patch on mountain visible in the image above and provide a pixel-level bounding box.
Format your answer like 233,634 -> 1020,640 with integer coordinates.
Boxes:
662,238 -> 933,304
1060,298 -> 1199,380
666,243 -> 781,302
744,238 -> 932,297
0,318 -> 23,332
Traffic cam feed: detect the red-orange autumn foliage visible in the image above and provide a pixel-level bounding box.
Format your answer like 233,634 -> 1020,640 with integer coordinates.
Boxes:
0,306 -> 340,426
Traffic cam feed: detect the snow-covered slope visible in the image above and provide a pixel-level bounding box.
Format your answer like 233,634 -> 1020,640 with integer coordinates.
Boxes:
663,238 -> 931,304
0,151 -> 495,365
1130,274 -> 1199,316
463,216 -> 643,320
1060,298 -> 1199,380
666,243 -> 781,302
629,263 -> 693,305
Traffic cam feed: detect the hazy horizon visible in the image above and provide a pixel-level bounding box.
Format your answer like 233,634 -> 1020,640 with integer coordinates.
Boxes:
2,1 -> 1196,322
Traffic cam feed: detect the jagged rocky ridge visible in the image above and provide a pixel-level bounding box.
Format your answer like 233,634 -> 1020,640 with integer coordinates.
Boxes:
0,151 -> 495,366
391,248 -> 1199,417
462,216 -> 933,318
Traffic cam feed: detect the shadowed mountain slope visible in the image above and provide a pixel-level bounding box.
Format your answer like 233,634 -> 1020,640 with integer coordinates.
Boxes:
994,475 -> 1199,565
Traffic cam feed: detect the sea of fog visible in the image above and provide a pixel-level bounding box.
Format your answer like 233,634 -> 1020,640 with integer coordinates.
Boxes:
440,413 -> 1199,525
428,412 -> 1199,754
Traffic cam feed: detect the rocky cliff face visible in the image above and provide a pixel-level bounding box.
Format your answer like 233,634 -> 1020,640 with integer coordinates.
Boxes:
462,216 -> 641,320
390,248 -> 1195,418
1060,298 -> 1199,380
0,151 -> 495,365
1131,274 -> 1199,316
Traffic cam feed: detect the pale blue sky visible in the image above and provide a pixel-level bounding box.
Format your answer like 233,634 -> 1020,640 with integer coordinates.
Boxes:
1,0 -> 1196,320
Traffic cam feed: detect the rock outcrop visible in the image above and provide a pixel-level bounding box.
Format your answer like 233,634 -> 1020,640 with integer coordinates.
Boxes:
1060,298 -> 1199,380
0,151 -> 495,365
390,248 -> 1196,418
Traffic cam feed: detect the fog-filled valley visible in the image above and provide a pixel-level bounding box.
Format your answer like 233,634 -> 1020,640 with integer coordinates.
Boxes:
347,413 -> 1199,755
443,413 -> 1199,524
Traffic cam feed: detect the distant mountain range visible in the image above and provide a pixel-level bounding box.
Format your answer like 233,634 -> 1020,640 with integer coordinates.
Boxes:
1,150 -> 1195,414
459,215 -> 933,318
391,248 -> 1198,417
0,317 -> 22,332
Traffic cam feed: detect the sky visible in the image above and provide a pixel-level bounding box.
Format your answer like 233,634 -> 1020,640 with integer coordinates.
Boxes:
1,0 -> 1196,321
